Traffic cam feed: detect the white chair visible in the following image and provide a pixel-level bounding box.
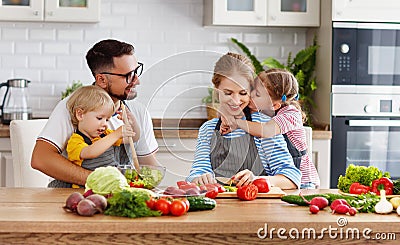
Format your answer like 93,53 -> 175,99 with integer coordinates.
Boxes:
10,119 -> 51,187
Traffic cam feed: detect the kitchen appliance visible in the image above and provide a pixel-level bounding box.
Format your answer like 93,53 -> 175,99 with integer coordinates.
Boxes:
0,78 -> 32,125
331,22 -> 400,188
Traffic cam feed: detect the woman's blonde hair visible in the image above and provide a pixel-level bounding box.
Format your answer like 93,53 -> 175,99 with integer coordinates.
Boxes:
257,68 -> 306,122
211,52 -> 255,89
67,85 -> 116,128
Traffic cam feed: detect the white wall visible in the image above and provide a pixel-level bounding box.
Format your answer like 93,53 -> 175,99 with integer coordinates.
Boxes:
0,0 -> 307,119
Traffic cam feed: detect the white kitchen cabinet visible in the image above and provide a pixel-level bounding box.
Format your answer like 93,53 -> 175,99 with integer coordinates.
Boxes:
312,138 -> 331,189
156,138 -> 196,187
0,138 -> 12,187
204,0 -> 267,26
332,0 -> 400,23
267,0 -> 319,27
0,0 -> 100,22
204,0 -> 319,27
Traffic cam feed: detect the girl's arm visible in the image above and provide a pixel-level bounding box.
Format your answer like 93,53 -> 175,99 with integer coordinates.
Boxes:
80,127 -> 124,159
235,119 -> 281,138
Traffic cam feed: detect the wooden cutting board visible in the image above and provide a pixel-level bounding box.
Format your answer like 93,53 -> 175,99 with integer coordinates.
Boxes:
216,186 -> 286,198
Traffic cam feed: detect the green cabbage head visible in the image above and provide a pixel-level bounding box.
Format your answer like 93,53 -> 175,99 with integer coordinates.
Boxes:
85,166 -> 129,195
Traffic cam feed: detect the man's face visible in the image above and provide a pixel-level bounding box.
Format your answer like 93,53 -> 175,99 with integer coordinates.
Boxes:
102,54 -> 141,101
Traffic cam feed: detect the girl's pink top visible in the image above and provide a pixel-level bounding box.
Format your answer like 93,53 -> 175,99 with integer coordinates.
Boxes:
273,105 -> 320,187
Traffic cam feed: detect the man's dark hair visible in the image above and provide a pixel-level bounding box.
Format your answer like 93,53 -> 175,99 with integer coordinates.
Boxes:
86,39 -> 134,77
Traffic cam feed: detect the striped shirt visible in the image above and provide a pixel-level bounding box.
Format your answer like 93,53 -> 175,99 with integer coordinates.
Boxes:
273,105 -> 320,187
186,112 -> 301,188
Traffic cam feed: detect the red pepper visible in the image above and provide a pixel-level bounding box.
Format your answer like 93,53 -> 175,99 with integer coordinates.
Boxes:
371,177 -> 393,195
349,182 -> 370,195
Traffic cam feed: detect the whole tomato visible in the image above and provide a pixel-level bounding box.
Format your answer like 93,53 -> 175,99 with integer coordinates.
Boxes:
252,178 -> 270,193
205,189 -> 218,199
146,197 -> 157,210
237,184 -> 258,201
155,198 -> 171,215
170,200 -> 187,216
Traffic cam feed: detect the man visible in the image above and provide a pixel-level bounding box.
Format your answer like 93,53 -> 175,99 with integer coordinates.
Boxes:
31,39 -> 159,187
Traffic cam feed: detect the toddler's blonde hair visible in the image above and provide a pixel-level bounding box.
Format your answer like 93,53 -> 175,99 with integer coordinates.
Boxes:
67,85 -> 116,128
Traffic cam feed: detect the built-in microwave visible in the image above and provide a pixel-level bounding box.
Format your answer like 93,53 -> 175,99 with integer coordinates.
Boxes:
332,22 -> 400,86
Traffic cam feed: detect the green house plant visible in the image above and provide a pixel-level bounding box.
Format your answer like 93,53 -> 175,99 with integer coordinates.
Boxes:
231,37 -> 318,127
202,87 -> 219,120
61,80 -> 83,100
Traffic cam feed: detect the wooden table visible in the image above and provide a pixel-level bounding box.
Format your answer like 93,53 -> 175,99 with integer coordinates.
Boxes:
0,188 -> 399,244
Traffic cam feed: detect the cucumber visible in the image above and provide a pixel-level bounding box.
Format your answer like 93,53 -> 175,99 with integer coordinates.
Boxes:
187,196 -> 217,211
281,193 -> 355,206
281,194 -> 331,206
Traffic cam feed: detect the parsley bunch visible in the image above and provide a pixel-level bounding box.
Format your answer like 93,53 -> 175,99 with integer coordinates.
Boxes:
104,189 -> 161,218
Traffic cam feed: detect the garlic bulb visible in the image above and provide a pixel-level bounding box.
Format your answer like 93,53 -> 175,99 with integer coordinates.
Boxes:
375,189 -> 393,214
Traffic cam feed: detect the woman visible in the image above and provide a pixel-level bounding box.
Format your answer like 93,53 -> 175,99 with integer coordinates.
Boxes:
186,52 -> 301,189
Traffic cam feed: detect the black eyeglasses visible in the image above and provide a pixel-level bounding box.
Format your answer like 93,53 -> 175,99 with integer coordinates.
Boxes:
100,62 -> 144,84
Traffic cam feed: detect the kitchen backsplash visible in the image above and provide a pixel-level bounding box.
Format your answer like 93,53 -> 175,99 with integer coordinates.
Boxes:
0,0 -> 307,119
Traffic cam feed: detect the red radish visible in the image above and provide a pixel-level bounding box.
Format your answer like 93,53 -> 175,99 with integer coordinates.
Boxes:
310,205 -> 319,214
330,199 -> 349,211
348,207 -> 357,216
332,204 -> 350,214
299,193 -> 329,210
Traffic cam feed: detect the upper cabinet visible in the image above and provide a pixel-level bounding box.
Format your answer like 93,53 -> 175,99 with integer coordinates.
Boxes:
204,0 -> 320,27
332,0 -> 400,23
0,0 -> 100,22
267,0 -> 319,26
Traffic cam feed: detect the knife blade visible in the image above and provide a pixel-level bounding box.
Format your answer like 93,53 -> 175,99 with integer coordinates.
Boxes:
215,177 -> 235,185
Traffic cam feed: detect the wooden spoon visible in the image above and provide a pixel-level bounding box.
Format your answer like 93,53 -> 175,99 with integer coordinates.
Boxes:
121,103 -> 140,174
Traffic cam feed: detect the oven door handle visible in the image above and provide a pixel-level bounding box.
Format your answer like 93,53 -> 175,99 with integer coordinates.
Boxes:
348,120 -> 400,127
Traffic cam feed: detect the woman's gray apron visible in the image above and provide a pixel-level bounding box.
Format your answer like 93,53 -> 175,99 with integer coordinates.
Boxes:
48,130 -> 130,188
210,107 -> 266,181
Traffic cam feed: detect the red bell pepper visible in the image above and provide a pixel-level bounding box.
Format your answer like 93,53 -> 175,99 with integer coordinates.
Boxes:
371,177 -> 393,195
349,182 -> 370,195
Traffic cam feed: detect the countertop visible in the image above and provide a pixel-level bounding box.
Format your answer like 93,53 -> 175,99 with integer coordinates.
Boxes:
0,188 -> 397,244
153,118 -> 331,139
0,119 -> 332,140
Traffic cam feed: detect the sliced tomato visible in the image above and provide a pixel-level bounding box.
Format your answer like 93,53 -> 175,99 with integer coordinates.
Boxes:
237,184 -> 258,201
182,198 -> 190,212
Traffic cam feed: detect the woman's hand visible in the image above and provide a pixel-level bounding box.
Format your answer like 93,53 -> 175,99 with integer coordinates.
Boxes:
233,169 -> 255,187
192,172 -> 216,185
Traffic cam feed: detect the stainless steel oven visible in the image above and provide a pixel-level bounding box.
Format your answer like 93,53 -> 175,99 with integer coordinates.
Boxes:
331,22 -> 400,188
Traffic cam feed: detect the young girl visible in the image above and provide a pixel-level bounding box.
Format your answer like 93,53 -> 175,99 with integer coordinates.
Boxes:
225,68 -> 320,189
187,53 -> 301,189
49,85 -> 138,188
